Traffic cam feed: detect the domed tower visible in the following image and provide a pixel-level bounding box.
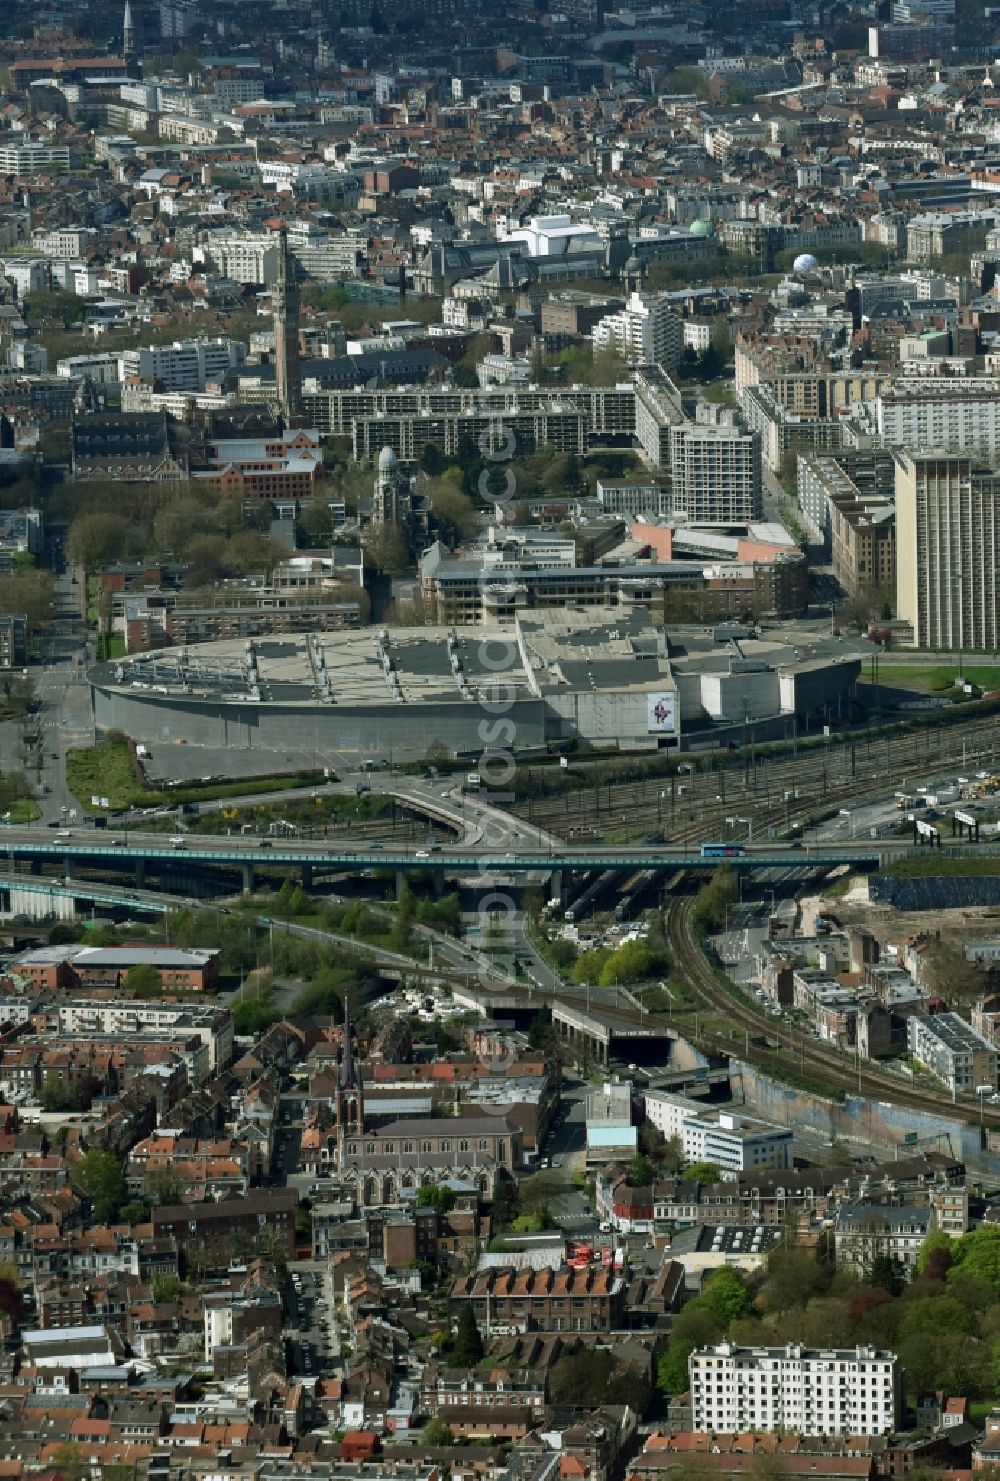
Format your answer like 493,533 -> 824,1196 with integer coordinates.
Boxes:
373,445 -> 402,527
625,252 -> 644,296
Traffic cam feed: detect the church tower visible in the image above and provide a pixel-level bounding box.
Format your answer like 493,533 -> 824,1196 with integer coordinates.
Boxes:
373,445 -> 401,526
335,1002 -> 364,1161
122,0 -> 141,78
274,227 -> 301,424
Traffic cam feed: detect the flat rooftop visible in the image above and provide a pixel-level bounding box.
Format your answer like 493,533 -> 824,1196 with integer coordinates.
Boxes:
91,626 -> 533,708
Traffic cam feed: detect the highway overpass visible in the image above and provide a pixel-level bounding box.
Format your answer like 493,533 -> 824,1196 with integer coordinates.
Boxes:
0,827 -> 982,884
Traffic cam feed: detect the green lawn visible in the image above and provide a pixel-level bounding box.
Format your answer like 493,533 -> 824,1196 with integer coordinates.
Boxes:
66,740 -> 328,813
699,380 -> 738,408
5,799 -> 41,824
878,663 -> 1000,695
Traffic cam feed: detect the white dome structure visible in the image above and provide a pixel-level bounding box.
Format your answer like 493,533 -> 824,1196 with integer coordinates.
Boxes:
793,252 -> 819,274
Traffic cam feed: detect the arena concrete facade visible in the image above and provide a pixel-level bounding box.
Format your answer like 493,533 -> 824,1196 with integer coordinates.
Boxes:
87,611 -> 862,761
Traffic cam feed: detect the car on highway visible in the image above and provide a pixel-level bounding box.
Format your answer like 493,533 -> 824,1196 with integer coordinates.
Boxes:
415,849 -> 430,859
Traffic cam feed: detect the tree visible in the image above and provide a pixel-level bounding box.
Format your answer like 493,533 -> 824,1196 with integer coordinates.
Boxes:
662,1134 -> 686,1174
920,939 -> 987,1009
298,496 -> 334,546
421,1416 -> 454,1446
428,478 -> 479,541
152,1274 -> 182,1303
691,865 -> 739,935
71,1149 -> 127,1224
183,533 -> 228,586
125,961 -> 162,997
629,1153 -> 655,1187
0,569 -> 55,636
548,1346 -> 616,1407
917,1229 -> 954,1275
417,1184 -> 457,1216
684,1161 -> 721,1183
40,1075 -> 87,1112
870,1253 -> 908,1296
697,1267 -> 751,1324
364,522 -> 409,572
451,1303 -> 484,1365
948,1225 -> 1000,1285
419,443 -> 446,476
598,938 -> 668,986
761,1248 -> 828,1314
657,1302 -> 727,1395
226,530 -> 276,575
66,512 -> 130,572
146,1168 -> 185,1207
527,1005 -> 554,1050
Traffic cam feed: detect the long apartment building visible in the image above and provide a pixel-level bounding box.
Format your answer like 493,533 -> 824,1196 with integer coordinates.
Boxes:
643,1091 -> 793,1174
906,1010 -> 998,1095
876,378 -> 1000,455
797,451 -> 897,595
688,1343 -> 902,1436
895,451 -> 1000,650
121,593 -> 361,652
54,1000 -> 233,1072
120,337 -> 246,392
302,371 -> 680,469
741,384 -> 845,473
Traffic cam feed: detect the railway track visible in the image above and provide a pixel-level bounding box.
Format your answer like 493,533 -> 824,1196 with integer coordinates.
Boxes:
517,710 -> 1000,846
664,893 -> 997,1132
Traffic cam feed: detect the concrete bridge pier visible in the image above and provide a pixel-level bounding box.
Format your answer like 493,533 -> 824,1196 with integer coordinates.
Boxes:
134,858 -> 146,890
301,864 -> 313,890
548,868 -> 563,905
62,854 -> 77,880
395,870 -> 406,900
242,862 -> 254,894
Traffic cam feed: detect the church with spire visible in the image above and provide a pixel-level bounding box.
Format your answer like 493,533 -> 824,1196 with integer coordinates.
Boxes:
327,1006 -> 520,1209
273,227 -> 302,425
122,0 -> 142,78
334,1002 -> 364,1157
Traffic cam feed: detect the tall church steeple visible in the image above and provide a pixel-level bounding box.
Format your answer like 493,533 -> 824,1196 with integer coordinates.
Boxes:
122,0 -> 143,78
335,1001 -> 363,1162
274,226 -> 301,425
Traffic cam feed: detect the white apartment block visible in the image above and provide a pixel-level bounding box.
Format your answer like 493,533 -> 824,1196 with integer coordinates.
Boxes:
0,258 -> 49,298
56,352 -> 123,386
56,1000 -> 233,1072
877,379 -> 1000,455
688,1344 -> 902,1436
0,144 -> 70,174
293,237 -> 365,280
120,337 -> 246,392
684,320 -> 712,352
32,226 -> 97,259
592,291 -> 682,370
196,234 -> 278,286
669,422 -> 763,525
906,1010 -> 998,1095
214,76 -> 266,106
644,1091 -> 793,1174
